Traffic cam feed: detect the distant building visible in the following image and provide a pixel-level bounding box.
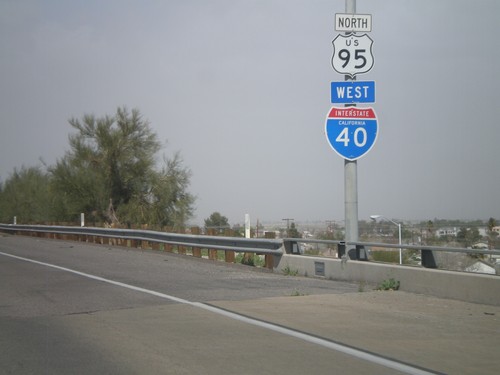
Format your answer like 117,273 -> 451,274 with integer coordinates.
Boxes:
472,242 -> 488,249
436,227 -> 458,237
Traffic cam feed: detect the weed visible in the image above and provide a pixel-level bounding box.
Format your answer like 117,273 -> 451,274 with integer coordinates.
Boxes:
235,253 -> 265,267
241,254 -> 255,266
290,288 -> 306,296
358,280 -> 366,292
282,264 -> 299,276
376,278 -> 400,291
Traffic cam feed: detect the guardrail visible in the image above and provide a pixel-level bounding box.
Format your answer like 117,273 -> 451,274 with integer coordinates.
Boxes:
283,237 -> 500,271
3,224 -> 498,304
2,224 -> 499,273
279,238 -> 500,305
0,224 -> 283,269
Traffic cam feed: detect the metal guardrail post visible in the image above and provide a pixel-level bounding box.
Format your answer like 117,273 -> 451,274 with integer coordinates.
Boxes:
356,245 -> 368,261
340,242 -> 364,260
347,247 -> 357,260
338,241 -> 345,258
283,240 -> 301,254
421,249 -> 437,268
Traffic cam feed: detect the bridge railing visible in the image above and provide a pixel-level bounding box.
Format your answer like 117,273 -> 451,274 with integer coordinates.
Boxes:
2,224 -> 499,274
282,238 -> 500,273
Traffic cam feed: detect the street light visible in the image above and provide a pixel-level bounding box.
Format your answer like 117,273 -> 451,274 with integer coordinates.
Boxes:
370,214 -> 402,265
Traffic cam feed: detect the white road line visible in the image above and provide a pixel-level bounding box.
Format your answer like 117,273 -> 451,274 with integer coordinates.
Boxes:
0,251 -> 191,305
0,251 -> 437,375
193,302 -> 436,375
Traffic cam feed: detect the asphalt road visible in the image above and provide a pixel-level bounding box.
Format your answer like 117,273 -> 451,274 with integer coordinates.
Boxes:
1,234 -> 499,374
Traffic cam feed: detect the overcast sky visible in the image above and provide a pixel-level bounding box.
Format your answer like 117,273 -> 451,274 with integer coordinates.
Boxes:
1,0 -> 499,226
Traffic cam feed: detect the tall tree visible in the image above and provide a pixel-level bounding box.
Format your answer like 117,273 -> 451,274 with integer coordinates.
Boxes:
287,222 -> 302,238
0,166 -> 54,223
204,212 -> 230,234
487,217 -> 498,250
50,107 -> 194,227
457,227 -> 481,248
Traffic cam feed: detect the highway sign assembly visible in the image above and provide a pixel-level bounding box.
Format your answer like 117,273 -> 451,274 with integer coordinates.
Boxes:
325,106 -> 378,161
328,5 -> 375,260
331,33 -> 374,77
331,81 -> 375,103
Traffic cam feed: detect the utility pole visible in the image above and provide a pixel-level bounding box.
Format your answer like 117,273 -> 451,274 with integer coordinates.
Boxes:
282,218 -> 294,237
325,220 -> 335,232
344,0 -> 358,256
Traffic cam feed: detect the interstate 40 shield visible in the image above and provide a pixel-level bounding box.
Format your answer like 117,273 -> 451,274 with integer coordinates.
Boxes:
325,106 -> 378,161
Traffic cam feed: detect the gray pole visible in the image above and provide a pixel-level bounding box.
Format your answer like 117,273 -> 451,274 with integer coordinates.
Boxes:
344,0 -> 358,257
398,223 -> 402,264
345,159 -> 358,254
346,0 -> 355,16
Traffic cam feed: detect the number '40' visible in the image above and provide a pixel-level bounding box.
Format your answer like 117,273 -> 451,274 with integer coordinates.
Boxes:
335,127 -> 367,147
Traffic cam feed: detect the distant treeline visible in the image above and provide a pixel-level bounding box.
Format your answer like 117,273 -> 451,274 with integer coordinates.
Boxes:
0,107 -> 194,229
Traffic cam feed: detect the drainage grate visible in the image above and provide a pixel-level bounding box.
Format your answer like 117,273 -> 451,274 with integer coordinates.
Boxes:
314,261 -> 325,277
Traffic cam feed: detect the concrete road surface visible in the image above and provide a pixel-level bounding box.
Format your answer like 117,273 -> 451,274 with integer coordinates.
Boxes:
1,235 -> 499,374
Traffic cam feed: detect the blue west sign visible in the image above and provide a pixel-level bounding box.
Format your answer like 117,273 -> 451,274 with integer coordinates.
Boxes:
325,106 -> 378,161
331,81 -> 375,104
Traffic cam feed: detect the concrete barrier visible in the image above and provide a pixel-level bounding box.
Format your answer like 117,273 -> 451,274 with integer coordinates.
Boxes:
274,254 -> 500,306
2,224 -> 498,305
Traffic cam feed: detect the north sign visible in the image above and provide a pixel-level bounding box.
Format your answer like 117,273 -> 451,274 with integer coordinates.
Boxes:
325,106 -> 378,161
331,81 -> 375,104
331,33 -> 374,78
335,13 -> 372,32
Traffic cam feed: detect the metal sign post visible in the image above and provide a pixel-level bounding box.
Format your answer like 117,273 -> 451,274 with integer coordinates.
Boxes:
326,0 -> 375,258
344,0 -> 358,257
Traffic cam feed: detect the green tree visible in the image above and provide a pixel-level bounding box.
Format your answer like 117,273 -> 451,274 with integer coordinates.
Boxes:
0,166 -> 54,223
287,222 -> 302,238
457,227 -> 481,248
204,212 -> 229,234
487,217 -> 498,250
426,220 -> 435,243
50,107 -> 194,228
317,230 -> 334,241
114,153 -> 194,228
